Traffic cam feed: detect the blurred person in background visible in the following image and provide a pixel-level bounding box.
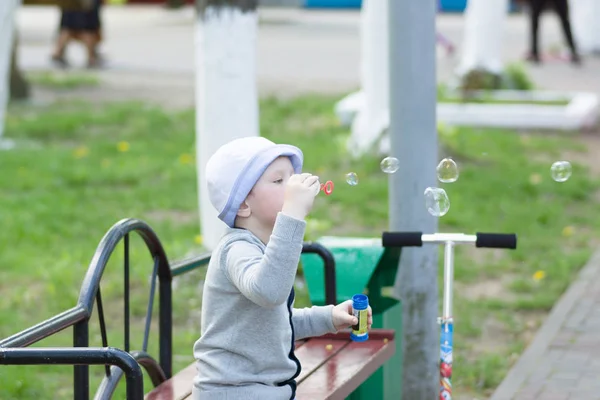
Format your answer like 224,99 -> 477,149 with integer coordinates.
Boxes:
525,0 -> 581,64
51,0 -> 104,68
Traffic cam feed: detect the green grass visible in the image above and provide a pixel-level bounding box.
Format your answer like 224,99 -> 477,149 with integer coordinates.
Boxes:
26,71 -> 100,89
1,96 -> 599,399
438,96 -> 570,106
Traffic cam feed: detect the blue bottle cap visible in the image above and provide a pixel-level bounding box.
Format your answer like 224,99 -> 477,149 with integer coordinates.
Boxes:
352,294 -> 369,310
350,332 -> 369,342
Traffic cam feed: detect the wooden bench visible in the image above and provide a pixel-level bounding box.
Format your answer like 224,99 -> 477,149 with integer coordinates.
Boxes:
145,329 -> 395,400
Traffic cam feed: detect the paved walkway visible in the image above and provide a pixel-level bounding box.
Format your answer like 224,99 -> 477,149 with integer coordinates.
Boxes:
491,249 -> 600,400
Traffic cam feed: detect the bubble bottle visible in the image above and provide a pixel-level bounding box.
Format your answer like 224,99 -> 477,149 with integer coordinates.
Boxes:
350,294 -> 369,342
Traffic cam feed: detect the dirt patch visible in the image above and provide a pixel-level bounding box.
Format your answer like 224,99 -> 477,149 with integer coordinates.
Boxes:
561,131 -> 600,178
469,317 -> 512,355
462,246 -> 509,269
144,209 -> 197,224
26,73 -> 196,110
519,128 -> 600,178
457,274 -> 518,303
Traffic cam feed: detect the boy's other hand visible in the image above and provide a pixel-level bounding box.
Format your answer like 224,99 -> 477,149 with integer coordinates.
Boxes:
331,300 -> 373,331
281,173 -> 320,221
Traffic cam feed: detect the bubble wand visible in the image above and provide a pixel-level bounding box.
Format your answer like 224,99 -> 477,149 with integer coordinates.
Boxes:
320,180 -> 334,195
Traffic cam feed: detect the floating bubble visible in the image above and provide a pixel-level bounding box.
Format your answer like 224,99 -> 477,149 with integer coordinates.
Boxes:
424,187 -> 450,217
436,158 -> 459,183
550,161 -> 572,182
380,157 -> 400,174
346,172 -> 359,186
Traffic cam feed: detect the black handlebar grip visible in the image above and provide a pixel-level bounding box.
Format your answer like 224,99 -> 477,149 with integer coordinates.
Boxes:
382,232 -> 423,247
475,233 -> 517,249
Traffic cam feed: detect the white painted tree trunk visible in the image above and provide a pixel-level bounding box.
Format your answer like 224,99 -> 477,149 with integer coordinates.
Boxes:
457,0 -> 509,75
195,5 -> 259,251
570,0 -> 600,54
335,0 -> 389,158
0,0 -> 19,144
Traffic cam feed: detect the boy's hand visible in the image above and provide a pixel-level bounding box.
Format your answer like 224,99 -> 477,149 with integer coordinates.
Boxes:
331,300 -> 373,331
281,173 -> 320,221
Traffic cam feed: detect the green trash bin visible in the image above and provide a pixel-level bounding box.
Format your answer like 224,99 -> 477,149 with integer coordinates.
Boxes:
300,236 -> 403,400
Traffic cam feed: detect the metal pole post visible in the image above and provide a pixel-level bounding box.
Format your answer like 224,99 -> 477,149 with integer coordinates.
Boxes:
443,241 -> 454,320
387,0 -> 439,398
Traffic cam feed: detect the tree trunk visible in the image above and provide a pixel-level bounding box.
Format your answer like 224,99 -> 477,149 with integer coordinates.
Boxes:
10,32 -> 30,101
457,0 -> 509,75
1,0 -> 20,141
570,0 -> 600,55
347,0 -> 389,158
195,0 -> 259,251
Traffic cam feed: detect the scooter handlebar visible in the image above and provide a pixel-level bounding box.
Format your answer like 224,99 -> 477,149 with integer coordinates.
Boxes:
382,231 -> 517,249
381,232 -> 423,247
475,233 -> 517,249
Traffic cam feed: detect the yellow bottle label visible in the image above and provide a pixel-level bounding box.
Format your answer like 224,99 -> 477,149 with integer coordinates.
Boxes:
352,308 -> 368,336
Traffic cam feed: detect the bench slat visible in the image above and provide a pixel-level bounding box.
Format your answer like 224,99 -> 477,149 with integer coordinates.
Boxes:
294,338 -> 350,383
145,362 -> 196,400
145,330 -> 395,400
294,333 -> 395,399
145,341 -> 310,400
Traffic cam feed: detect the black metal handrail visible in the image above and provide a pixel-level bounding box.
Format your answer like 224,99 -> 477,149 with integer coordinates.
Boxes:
93,350 -> 165,400
302,242 -> 337,305
0,218 -> 172,400
169,244 -> 337,304
170,253 -> 211,277
0,305 -> 87,349
0,347 -> 144,399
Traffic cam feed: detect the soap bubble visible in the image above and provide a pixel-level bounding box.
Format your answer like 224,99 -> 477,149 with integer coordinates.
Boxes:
550,161 -> 572,182
380,157 -> 400,174
424,187 -> 450,217
436,158 -> 459,183
346,172 -> 359,186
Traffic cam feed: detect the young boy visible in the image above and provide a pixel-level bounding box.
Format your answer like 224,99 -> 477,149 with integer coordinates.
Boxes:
193,137 -> 372,400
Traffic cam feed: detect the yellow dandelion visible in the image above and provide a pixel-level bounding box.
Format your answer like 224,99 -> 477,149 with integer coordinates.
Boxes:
73,146 -> 89,159
562,226 -> 575,237
194,235 -> 203,245
179,153 -> 194,165
529,173 -> 542,185
532,270 -> 546,281
101,159 -> 111,168
117,141 -> 130,152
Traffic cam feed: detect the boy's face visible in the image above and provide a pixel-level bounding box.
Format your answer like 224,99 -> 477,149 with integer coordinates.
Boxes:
245,156 -> 295,229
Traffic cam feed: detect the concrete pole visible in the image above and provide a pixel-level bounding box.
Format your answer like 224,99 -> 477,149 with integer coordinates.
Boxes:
0,0 -> 20,144
388,0 -> 439,398
195,0 -> 259,250
570,0 -> 600,54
